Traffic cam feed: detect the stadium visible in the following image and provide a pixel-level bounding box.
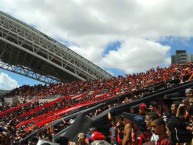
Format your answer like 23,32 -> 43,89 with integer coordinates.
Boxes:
0,10 -> 193,145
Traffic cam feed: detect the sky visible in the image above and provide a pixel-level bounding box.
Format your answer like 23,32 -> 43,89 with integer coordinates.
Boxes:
0,0 -> 193,90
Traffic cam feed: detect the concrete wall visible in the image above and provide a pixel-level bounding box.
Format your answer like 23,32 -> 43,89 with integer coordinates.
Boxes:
38,98 -> 57,103
4,96 -> 58,105
4,96 -> 19,105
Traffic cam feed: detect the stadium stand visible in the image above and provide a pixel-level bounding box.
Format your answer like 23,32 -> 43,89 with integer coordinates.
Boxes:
0,62 -> 193,145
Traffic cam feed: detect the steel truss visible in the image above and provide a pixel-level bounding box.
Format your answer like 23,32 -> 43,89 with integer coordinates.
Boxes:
0,11 -> 113,83
0,61 -> 58,84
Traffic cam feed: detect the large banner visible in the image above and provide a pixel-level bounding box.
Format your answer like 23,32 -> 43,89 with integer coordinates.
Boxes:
61,113 -> 92,142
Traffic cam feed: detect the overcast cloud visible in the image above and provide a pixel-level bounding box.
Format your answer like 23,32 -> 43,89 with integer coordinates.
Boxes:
1,0 -> 193,78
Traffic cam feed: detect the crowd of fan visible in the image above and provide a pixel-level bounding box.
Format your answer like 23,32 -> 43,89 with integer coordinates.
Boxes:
0,62 -> 193,145
16,88 -> 193,145
105,88 -> 193,145
4,62 -> 193,99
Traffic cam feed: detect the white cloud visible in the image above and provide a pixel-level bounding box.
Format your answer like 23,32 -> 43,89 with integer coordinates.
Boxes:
0,0 -> 193,75
0,73 -> 19,90
102,38 -> 171,74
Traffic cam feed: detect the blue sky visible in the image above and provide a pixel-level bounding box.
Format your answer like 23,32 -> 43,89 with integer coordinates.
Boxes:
1,0 -> 193,89
0,69 -> 44,87
160,37 -> 193,54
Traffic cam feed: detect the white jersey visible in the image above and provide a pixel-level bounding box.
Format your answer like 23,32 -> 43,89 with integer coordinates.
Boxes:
150,133 -> 159,145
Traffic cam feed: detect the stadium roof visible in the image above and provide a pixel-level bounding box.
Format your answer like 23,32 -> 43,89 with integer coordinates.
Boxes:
0,11 -> 113,84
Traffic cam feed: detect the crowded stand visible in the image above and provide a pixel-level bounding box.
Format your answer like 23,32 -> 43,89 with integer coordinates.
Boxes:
0,62 -> 193,145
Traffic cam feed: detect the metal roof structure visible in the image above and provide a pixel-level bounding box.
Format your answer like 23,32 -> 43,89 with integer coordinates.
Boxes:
0,11 -> 113,84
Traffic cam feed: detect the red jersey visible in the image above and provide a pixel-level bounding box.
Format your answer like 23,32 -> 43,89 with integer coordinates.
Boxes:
156,135 -> 170,145
91,131 -> 106,141
117,132 -> 123,145
131,130 -> 152,145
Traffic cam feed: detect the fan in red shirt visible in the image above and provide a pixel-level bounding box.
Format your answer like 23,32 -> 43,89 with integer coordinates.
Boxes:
131,115 -> 152,145
151,118 -> 170,145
